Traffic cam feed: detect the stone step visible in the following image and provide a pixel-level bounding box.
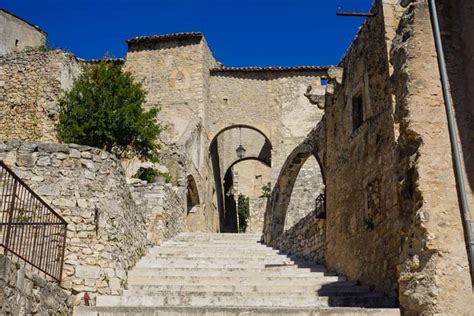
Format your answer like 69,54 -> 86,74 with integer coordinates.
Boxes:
95,294 -> 397,308
135,259 -> 321,269
120,290 -> 383,298
157,244 -> 275,251
177,233 -> 261,238
123,286 -> 376,298
148,247 -> 281,255
129,266 -> 328,276
137,257 -> 298,265
127,275 -> 345,286
75,306 -> 401,316
128,267 -> 328,278
125,283 -> 369,295
145,251 -> 290,258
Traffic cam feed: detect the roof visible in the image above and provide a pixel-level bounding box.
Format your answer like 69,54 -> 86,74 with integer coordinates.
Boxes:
82,58 -> 125,65
127,32 -> 203,44
210,66 -> 331,74
0,9 -> 47,35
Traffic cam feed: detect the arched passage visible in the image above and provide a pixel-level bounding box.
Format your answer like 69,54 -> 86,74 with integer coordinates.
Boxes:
263,125 -> 325,243
284,155 -> 325,230
209,125 -> 273,232
186,175 -> 200,214
222,158 -> 271,233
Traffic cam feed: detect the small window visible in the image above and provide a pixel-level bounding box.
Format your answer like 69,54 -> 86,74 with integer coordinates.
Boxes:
352,91 -> 364,131
320,78 -> 328,86
15,39 -> 19,47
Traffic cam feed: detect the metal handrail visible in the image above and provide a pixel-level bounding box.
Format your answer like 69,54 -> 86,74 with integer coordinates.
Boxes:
0,160 -> 67,283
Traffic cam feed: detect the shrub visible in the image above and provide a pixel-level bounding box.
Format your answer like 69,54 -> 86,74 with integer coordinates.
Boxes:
134,167 -> 172,184
260,182 -> 272,198
238,194 -> 250,233
57,61 -> 160,161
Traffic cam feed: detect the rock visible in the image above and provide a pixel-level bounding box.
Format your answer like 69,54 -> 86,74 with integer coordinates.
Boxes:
69,149 -> 81,159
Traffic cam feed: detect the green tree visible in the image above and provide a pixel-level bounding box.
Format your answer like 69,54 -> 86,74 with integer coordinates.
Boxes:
238,194 -> 250,233
57,62 -> 160,160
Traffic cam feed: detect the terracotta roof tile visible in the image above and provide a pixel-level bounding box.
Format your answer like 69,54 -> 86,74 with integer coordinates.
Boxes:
127,32 -> 203,44
210,66 -> 331,73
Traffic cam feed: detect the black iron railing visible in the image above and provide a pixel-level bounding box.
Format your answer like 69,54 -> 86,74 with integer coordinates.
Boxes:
0,161 -> 67,283
315,193 -> 326,219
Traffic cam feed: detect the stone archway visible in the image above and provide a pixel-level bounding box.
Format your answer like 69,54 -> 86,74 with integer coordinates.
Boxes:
186,175 -> 200,214
209,125 -> 272,232
263,124 -> 325,243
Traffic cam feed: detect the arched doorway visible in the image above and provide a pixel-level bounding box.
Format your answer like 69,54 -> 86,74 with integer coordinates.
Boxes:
222,158 -> 271,233
209,125 -> 272,232
186,175 -> 200,214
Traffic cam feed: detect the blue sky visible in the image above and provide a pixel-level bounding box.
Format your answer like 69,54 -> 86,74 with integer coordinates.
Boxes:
1,0 -> 372,66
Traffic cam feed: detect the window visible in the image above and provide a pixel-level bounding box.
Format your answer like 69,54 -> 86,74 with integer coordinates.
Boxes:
352,91 -> 364,131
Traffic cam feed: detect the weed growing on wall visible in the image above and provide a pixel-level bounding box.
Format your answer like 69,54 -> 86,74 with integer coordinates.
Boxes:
57,61 -> 161,161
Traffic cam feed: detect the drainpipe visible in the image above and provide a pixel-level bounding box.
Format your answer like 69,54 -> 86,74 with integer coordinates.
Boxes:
428,0 -> 474,290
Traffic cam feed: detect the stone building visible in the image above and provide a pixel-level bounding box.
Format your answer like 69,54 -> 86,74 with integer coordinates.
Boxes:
0,9 -> 46,56
1,0 -> 474,315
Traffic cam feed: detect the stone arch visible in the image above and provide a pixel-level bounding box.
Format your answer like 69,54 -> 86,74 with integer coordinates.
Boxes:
263,124 -> 325,243
210,124 -> 273,232
186,175 -> 200,214
209,124 -> 272,148
222,157 -> 271,233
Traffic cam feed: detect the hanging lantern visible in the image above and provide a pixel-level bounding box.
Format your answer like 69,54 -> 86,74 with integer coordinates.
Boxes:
236,144 -> 246,159
235,126 -> 246,159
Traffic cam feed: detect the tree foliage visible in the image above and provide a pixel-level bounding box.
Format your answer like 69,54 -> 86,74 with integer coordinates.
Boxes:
238,194 -> 250,233
57,62 -> 160,160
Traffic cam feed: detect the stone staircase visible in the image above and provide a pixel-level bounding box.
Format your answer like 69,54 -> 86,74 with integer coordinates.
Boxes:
75,233 -> 400,315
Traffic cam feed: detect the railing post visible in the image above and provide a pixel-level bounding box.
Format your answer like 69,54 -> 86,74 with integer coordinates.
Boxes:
4,180 -> 18,255
58,224 -> 67,284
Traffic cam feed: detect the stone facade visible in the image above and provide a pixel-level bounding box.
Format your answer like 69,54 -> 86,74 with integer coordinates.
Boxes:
0,255 -> 72,315
0,9 -> 46,56
124,34 -> 220,234
323,0 -> 401,299
0,49 -> 81,142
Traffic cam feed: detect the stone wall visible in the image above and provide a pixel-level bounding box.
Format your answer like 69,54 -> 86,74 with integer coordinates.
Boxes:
273,212 -> 325,264
0,49 -> 81,142
0,140 -> 148,305
391,1 -> 474,314
0,9 -> 46,56
321,0 -> 474,314
129,180 -> 187,245
247,198 -> 267,234
323,0 -> 401,300
0,255 -> 71,315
